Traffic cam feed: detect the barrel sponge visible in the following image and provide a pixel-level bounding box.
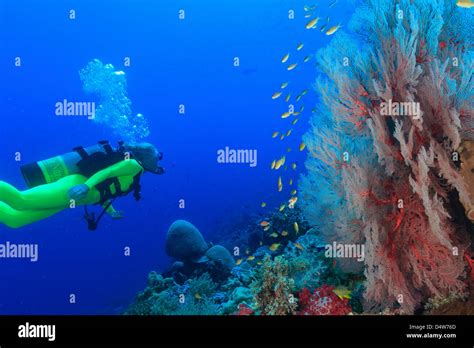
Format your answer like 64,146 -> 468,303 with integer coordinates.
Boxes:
205,245 -> 235,270
165,220 -> 208,261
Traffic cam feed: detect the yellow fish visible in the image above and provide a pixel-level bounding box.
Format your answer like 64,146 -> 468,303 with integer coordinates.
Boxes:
303,55 -> 312,63
294,242 -> 304,251
289,179 -> 293,185
293,112 -> 300,116
326,24 -> 341,35
291,189 -> 297,195
279,204 -> 286,212
297,43 -> 304,51
304,13 -> 312,18
272,91 -> 282,99
281,156 -> 286,166
257,261 -> 263,265
281,111 -> 291,119
292,163 -> 297,170
294,222 -> 299,233
269,243 -> 281,251
300,105 -> 305,112
457,0 -> 474,7
285,94 -> 291,102
280,134 -> 285,140
288,197 -> 298,209
261,202 -> 267,208
303,5 -> 311,11
281,82 -> 289,89
287,147 -> 292,153
301,89 -> 308,96
272,131 -> 279,138
270,232 -> 279,238
286,129 -> 292,136
235,259 -> 243,266
278,176 -> 283,191
320,24 -> 327,32
263,225 -> 271,232
292,118 -> 299,125
271,160 -> 276,169
247,256 -> 256,261
281,230 -> 289,237
287,63 -> 298,71
305,17 -> 320,29
194,293 -> 202,300
296,95 -> 302,102
333,286 -> 352,299
275,159 -> 283,170
281,53 -> 290,63
299,142 -> 306,151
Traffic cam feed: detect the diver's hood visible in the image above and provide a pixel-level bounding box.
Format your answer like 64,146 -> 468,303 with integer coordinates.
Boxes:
135,150 -> 165,175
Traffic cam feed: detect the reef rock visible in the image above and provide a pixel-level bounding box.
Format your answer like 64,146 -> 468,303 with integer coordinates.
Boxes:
165,220 -> 208,261
205,245 -> 235,270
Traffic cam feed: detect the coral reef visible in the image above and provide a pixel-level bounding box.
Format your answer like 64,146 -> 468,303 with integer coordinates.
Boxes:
250,255 -> 298,315
284,233 -> 328,292
187,273 -> 217,298
299,0 -> 473,313
297,285 -> 352,316
222,287 -> 254,314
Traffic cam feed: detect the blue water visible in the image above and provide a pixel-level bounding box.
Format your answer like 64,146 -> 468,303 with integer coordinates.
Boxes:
0,0 -> 353,314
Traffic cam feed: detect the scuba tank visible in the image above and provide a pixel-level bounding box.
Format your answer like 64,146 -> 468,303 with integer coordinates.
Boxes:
20,140 -> 125,188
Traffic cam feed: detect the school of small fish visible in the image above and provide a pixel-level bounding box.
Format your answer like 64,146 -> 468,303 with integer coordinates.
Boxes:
257,2 -> 343,255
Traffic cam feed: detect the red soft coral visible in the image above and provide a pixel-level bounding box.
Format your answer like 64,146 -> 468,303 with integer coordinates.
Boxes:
235,303 -> 254,316
297,285 -> 351,315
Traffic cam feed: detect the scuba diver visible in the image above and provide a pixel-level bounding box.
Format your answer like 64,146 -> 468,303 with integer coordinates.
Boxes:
0,141 -> 164,230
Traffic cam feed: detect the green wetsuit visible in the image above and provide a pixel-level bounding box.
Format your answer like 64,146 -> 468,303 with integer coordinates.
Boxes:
0,159 -> 143,228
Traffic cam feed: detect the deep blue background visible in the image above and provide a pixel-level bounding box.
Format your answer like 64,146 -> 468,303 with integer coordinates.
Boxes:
0,0 -> 352,314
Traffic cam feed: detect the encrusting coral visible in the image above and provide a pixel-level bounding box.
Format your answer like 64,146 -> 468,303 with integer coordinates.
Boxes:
250,255 -> 298,315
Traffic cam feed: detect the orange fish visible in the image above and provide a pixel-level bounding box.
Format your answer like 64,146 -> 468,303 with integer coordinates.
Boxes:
260,221 -> 270,227
294,242 -> 304,251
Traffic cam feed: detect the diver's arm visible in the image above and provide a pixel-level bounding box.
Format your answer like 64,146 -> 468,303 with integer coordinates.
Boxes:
84,160 -> 143,189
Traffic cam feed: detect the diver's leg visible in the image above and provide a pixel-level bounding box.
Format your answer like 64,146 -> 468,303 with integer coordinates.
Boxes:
0,202 -> 63,229
0,175 -> 87,210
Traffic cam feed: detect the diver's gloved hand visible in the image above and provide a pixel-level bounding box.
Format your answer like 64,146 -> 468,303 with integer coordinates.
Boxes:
68,184 -> 90,201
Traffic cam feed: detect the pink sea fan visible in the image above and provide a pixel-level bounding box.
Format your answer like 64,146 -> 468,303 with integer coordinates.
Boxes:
300,0 -> 472,313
